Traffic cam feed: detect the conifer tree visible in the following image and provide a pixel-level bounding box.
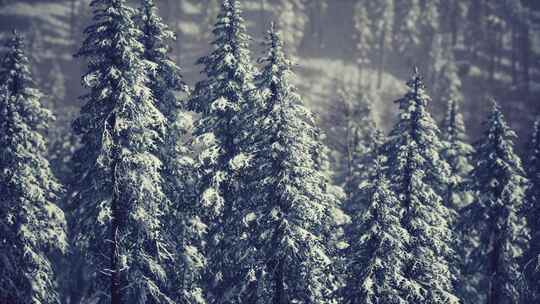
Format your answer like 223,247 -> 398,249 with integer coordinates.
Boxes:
275,0 -> 307,55
521,117 -> 540,302
440,70 -> 473,211
353,3 -> 372,80
343,158 -> 411,304
365,0 -> 394,88
393,0 -> 421,58
440,95 -> 475,303
339,87 -> 382,214
432,43 -> 461,120
244,24 -> 341,303
136,1 -> 206,303
0,32 -> 67,304
384,69 -> 459,303
326,83 -> 379,193
72,0 -> 172,302
463,101 -> 529,304
187,0 -> 258,301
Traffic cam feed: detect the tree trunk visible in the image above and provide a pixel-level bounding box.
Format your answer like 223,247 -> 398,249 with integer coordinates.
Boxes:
109,113 -> 122,304
487,230 -> 501,304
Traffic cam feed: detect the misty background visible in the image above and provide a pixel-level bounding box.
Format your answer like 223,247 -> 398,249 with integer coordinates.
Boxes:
0,0 -> 539,169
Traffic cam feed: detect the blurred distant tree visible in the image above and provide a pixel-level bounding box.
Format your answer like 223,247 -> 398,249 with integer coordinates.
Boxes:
353,2 -> 372,84
393,0 -> 421,61
362,0 -> 394,88
274,0 -> 307,55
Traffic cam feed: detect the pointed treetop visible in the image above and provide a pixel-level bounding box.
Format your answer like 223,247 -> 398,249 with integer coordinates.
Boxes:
407,65 -> 425,93
0,31 -> 34,94
259,22 -> 289,67
486,99 -> 516,138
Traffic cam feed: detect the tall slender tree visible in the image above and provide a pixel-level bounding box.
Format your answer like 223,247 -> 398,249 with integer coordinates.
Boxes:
343,158 -> 411,304
244,24 -> 341,303
463,101 -> 529,304
0,32 -> 67,304
440,98 -> 475,303
364,0 -> 394,88
72,0 -> 172,302
522,116 -> 540,302
353,3 -> 373,82
393,0 -> 421,59
136,1 -> 206,303
188,0 -> 258,301
440,62 -> 473,211
384,69 -> 459,303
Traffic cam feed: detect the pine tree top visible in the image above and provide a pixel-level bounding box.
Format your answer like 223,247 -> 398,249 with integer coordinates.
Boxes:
136,0 -> 186,121
137,0 -> 174,64
475,101 -> 525,175
257,22 -> 294,97
387,68 -> 449,182
193,0 -> 255,114
0,31 -> 34,95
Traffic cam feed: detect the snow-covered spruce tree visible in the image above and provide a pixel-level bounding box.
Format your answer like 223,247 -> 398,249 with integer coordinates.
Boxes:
244,24 -> 341,304
524,116 -> 540,302
0,32 -> 67,304
343,157 -> 411,304
135,1 -> 206,303
187,0 -> 258,301
384,69 -> 459,303
463,101 -> 529,304
72,0 -> 172,302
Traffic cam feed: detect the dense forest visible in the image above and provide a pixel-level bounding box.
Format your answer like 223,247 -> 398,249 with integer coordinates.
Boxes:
0,0 -> 539,304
